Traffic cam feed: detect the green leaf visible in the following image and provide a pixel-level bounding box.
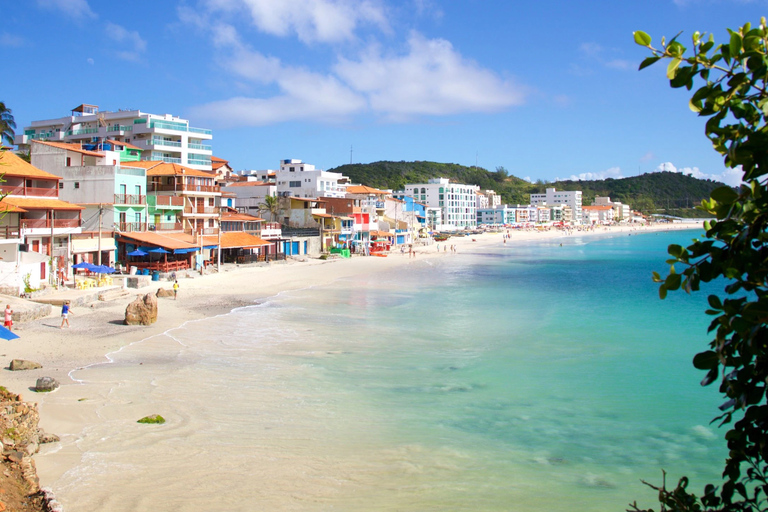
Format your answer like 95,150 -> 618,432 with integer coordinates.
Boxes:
667,57 -> 682,79
659,285 -> 668,300
708,295 -> 723,309
729,32 -> 743,56
693,350 -> 719,370
638,55 -> 661,70
633,31 -> 652,46
710,186 -> 739,204
665,273 -> 682,290
668,244 -> 685,258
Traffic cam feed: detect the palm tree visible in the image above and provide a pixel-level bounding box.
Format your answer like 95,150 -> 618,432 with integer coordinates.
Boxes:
259,194 -> 281,223
0,102 -> 16,147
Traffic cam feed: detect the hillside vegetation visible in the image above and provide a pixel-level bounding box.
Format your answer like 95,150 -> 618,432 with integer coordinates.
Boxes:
329,161 -> 724,215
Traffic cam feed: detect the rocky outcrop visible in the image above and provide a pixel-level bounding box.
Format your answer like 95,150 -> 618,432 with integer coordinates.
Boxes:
9,360 -> 42,371
124,293 -> 158,325
0,387 -> 60,509
156,288 -> 175,298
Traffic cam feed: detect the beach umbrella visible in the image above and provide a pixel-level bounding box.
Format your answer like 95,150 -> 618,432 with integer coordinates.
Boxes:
127,249 -> 147,257
148,247 -> 169,254
72,261 -> 96,270
0,324 -> 19,340
92,265 -> 116,274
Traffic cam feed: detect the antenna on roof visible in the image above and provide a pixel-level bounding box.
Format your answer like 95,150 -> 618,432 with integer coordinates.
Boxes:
350,145 -> 353,165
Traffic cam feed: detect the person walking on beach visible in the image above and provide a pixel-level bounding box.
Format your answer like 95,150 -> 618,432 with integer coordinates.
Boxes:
60,301 -> 73,329
173,280 -> 179,300
4,304 -> 13,331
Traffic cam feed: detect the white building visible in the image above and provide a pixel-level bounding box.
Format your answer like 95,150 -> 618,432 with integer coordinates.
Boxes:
582,205 -> 615,224
223,181 -> 278,218
594,196 -> 631,222
15,103 -> 213,171
476,189 -> 501,210
401,178 -> 478,230
276,159 -> 347,198
530,188 -> 582,224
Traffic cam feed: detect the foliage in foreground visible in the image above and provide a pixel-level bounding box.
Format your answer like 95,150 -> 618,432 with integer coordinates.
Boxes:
629,20 -> 768,512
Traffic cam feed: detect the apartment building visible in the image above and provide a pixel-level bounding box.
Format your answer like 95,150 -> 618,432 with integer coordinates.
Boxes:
529,188 -> 582,224
15,103 -> 213,171
276,159 -> 347,198
400,178 -> 478,230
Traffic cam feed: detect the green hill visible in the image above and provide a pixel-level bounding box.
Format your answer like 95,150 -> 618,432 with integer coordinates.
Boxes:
329,161 -> 725,215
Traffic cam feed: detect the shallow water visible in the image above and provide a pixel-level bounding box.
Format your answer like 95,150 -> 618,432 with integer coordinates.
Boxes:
43,229 -> 725,511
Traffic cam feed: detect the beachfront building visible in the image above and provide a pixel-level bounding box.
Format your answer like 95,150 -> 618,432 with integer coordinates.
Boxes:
121,161 -> 221,236
0,151 -> 83,294
210,156 -> 238,186
223,181 -> 277,218
582,205 -> 615,225
15,103 -> 213,171
400,178 -> 478,231
275,159 -> 348,199
476,189 -> 501,210
236,169 -> 277,184
29,140 -> 149,266
594,196 -> 631,222
530,188 -> 582,225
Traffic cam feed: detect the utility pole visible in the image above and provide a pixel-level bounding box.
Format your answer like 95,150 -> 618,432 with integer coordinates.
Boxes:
350,145 -> 353,165
98,204 -> 103,266
217,209 -> 222,272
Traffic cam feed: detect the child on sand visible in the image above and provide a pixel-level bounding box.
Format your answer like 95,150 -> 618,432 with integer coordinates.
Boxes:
60,301 -> 73,329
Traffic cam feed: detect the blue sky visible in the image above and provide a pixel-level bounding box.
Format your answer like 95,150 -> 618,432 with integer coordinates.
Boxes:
3,0 -> 764,186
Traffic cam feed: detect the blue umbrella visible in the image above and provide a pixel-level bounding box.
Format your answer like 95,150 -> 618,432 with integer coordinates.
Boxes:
72,261 -> 96,270
92,265 -> 116,274
148,247 -> 169,254
0,324 -> 19,340
127,249 -> 148,257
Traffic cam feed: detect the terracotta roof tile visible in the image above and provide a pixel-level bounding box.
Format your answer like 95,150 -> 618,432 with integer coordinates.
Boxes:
0,151 -> 62,180
32,140 -> 105,158
345,185 -> 389,195
1,196 -> 84,210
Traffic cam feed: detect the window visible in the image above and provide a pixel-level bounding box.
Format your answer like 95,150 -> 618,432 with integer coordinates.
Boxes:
289,167 -> 295,172
289,181 -> 301,187
58,182 -> 63,189
66,157 -> 71,167
74,182 -> 80,189
135,185 -> 141,196
135,212 -> 141,223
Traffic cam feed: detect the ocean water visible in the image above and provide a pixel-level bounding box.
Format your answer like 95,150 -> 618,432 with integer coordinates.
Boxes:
44,229 -> 726,511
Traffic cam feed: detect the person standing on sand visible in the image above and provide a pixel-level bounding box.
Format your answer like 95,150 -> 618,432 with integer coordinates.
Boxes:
60,301 -> 73,329
173,280 -> 179,300
4,305 -> 13,331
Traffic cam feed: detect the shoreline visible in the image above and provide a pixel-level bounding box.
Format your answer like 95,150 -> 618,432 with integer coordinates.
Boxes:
0,222 -> 702,501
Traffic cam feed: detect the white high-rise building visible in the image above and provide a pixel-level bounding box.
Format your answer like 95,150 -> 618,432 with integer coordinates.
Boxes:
15,103 -> 213,171
529,188 -> 582,224
401,178 -> 478,230
275,159 -> 347,198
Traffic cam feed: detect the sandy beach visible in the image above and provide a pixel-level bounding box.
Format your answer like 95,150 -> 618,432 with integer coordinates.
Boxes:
0,222 -> 702,503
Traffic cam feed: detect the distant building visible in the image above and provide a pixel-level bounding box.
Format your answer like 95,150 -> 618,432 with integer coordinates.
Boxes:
400,178 -> 478,230
582,205 -> 615,225
529,188 -> 582,224
594,196 -> 631,222
15,103 -> 213,171
275,159 -> 348,198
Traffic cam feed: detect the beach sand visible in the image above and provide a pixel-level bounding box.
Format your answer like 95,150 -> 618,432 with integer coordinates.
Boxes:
0,222 -> 701,498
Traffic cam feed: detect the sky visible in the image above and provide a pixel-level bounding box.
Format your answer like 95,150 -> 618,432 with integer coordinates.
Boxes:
3,0 -> 765,187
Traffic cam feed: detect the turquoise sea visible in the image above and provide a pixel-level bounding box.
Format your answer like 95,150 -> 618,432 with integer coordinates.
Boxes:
46,229 -> 726,511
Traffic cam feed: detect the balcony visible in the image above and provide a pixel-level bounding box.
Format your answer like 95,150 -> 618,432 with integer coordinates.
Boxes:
184,227 -> 219,236
0,226 -> 20,239
0,185 -> 59,198
187,143 -> 211,151
107,125 -> 133,134
150,138 -> 182,148
21,218 -> 80,229
117,222 -> 147,232
153,196 -> 184,207
66,128 -> 98,136
184,206 -> 219,215
149,222 -> 183,232
149,184 -> 220,193
114,194 -> 146,205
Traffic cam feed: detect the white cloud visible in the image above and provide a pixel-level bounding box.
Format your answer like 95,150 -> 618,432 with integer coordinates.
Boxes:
335,33 -> 526,119
87,57 -> 94,65
578,41 -> 631,71
639,151 -> 655,163
37,0 -> 96,20
655,162 -> 743,187
0,33 -> 24,48
562,167 -> 624,181
200,0 -> 389,44
188,19 -> 525,126
105,23 -> 147,62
